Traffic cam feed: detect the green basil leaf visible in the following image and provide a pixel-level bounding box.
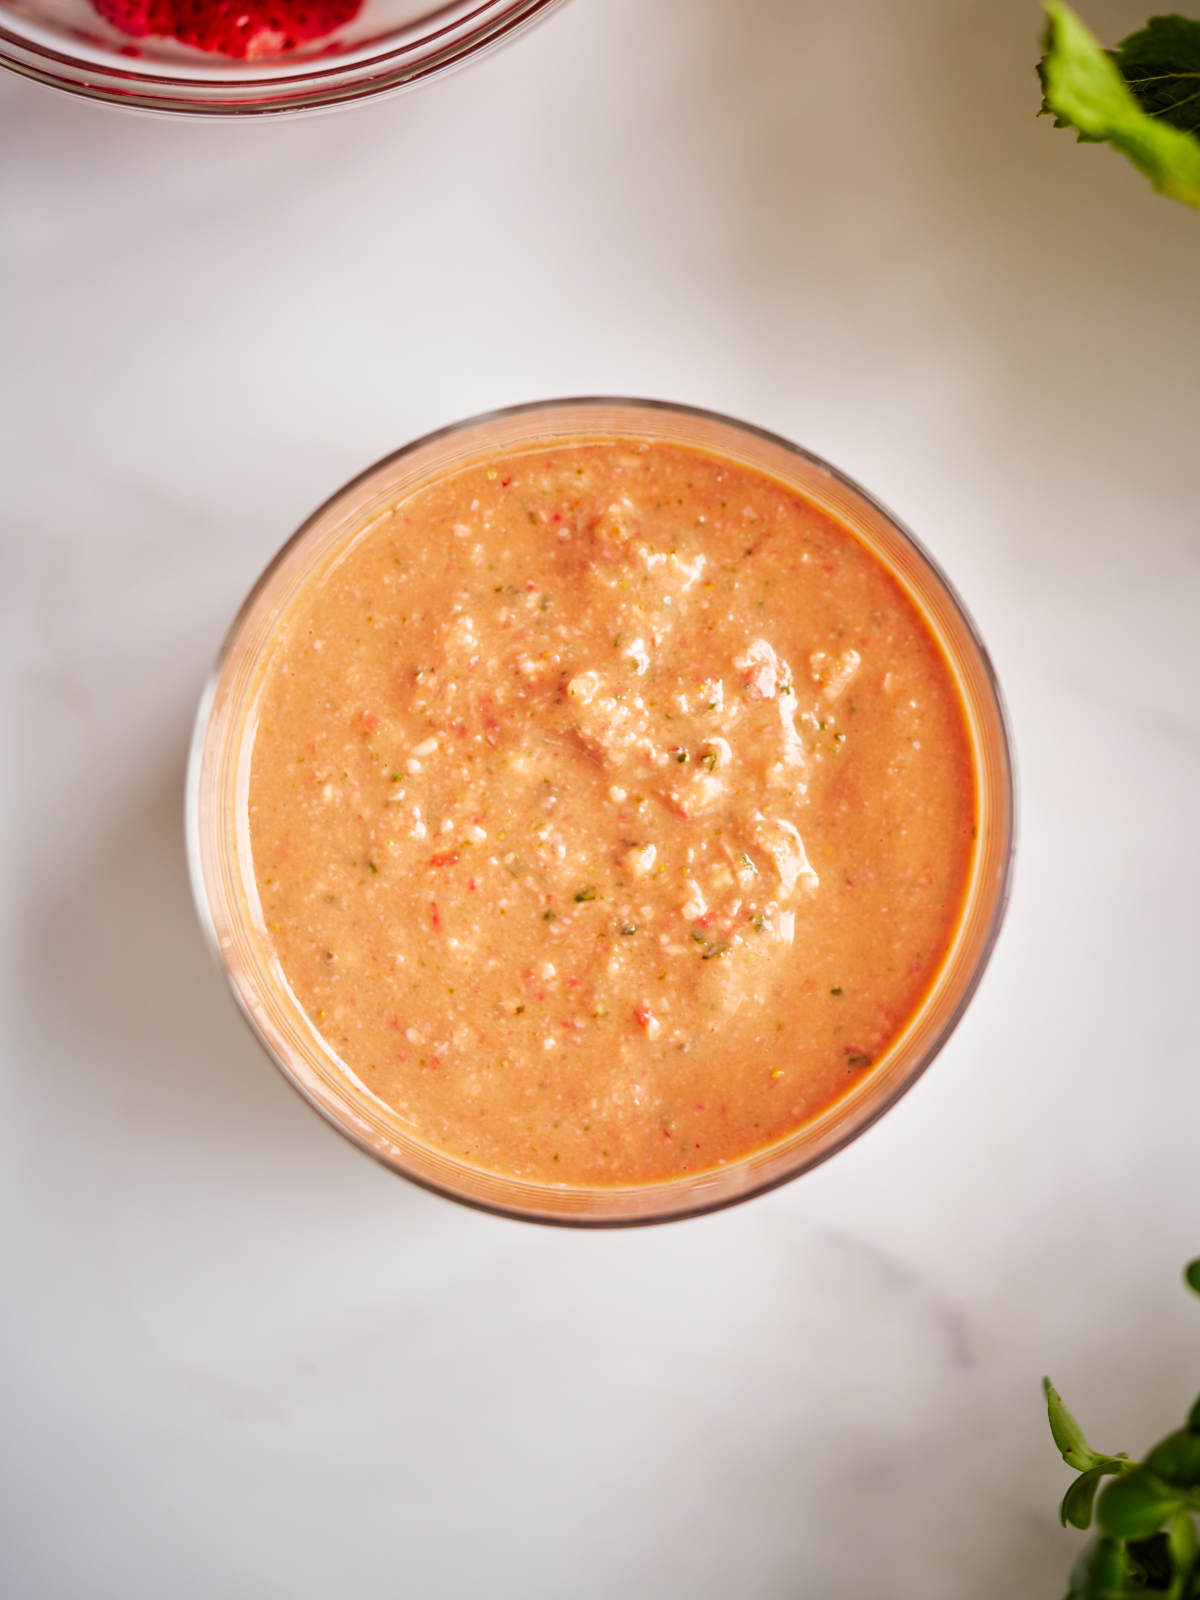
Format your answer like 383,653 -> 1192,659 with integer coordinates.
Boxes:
1065,1534 -> 1141,1599
1147,1431 -> 1200,1491
1115,16 -> 1200,136
1047,1377 -> 1105,1471
1185,1260 -> 1200,1299
1063,1466 -> 1110,1530
1189,1394 -> 1200,1436
1166,1512 -> 1198,1600
1098,1465 -> 1184,1541
1037,2 -> 1200,207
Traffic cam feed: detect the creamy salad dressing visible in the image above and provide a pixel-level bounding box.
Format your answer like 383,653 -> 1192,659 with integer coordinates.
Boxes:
248,439 -> 975,1185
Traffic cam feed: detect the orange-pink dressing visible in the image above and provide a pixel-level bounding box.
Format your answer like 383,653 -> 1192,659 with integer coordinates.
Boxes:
248,440 -> 975,1185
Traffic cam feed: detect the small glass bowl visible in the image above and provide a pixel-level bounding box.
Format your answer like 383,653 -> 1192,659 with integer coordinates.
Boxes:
0,0 -> 565,116
187,398 -> 1015,1226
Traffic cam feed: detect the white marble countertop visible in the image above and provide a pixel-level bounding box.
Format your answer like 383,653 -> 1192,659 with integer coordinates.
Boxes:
3,1 -> 1198,1595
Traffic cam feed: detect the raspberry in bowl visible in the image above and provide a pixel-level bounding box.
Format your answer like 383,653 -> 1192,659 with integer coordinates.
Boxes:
90,0 -> 365,61
0,0 -> 566,114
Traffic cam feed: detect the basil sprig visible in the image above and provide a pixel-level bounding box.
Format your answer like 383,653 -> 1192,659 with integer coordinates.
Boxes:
1038,5 -> 1200,208
1046,1259 -> 1200,1597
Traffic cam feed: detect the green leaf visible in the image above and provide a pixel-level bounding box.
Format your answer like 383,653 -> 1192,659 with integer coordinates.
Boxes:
1038,2 -> 1200,207
1065,1535 -> 1143,1599
1098,1465 -> 1184,1540
1189,1394 -> 1200,1435
1185,1260 -> 1200,1298
1064,1466 -> 1112,1530
1115,16 -> 1200,135
1166,1512 -> 1199,1600
1147,1431 -> 1200,1491
1047,1377 -> 1107,1471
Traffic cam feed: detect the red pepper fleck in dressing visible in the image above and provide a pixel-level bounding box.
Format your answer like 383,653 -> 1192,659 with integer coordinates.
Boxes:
248,439 -> 975,1185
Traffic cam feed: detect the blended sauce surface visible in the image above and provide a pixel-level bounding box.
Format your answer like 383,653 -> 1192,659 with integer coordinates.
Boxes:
249,439 -> 975,1185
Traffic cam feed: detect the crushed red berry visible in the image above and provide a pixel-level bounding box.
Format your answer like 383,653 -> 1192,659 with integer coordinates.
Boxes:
91,0 -> 362,58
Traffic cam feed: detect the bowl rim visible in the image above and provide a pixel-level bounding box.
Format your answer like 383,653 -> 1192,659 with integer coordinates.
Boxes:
0,0 -> 566,116
186,395 -> 1017,1226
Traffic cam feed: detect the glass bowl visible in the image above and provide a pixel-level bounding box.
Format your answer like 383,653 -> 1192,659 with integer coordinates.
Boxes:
187,398 -> 1015,1226
0,0 -> 565,115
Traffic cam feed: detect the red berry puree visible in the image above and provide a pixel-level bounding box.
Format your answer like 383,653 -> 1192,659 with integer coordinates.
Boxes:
91,0 -> 362,58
